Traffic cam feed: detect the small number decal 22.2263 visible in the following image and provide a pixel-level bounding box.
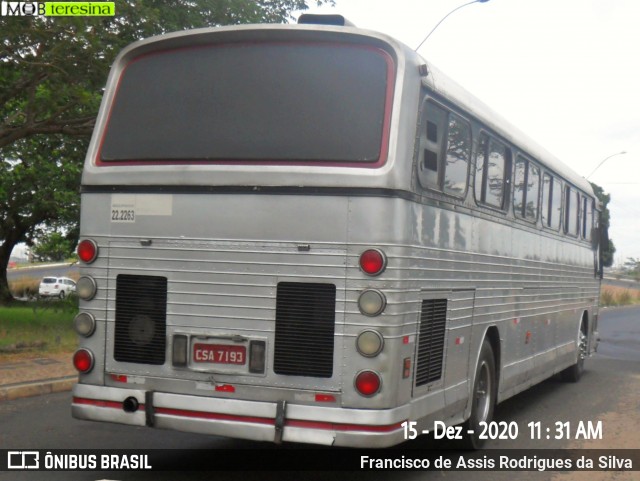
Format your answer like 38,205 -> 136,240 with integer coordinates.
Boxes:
111,209 -> 135,222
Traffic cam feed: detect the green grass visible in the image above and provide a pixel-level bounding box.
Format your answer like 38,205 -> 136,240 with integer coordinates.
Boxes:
0,299 -> 78,354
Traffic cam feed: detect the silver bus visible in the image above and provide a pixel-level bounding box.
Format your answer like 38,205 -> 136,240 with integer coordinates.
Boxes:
71,15 -> 601,448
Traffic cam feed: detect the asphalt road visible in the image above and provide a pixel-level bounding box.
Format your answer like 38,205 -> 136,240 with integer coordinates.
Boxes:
596,306 -> 640,362
7,264 -> 78,283
1,306 -> 638,481
602,277 -> 640,290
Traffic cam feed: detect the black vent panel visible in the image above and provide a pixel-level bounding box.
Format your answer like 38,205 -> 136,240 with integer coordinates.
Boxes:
114,274 -> 167,365
415,299 -> 447,386
274,282 -> 336,378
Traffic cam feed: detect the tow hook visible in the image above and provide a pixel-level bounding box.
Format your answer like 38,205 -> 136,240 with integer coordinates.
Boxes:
274,400 -> 286,444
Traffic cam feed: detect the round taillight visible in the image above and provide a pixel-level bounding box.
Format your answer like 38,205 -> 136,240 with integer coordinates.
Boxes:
76,276 -> 97,300
354,370 -> 382,397
356,330 -> 384,357
73,349 -> 94,373
359,249 -> 386,276
74,312 -> 96,337
358,289 -> 387,317
77,239 -> 98,264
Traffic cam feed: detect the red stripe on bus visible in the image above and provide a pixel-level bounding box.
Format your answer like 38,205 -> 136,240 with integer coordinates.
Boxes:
285,419 -> 404,433
74,397 -> 403,433
72,396 -> 144,411
156,407 -> 403,433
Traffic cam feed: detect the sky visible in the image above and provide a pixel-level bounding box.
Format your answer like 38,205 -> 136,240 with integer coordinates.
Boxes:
9,1 -> 638,265
302,0 -> 640,265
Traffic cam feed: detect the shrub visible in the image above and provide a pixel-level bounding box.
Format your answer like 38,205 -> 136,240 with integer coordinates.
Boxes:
617,290 -> 632,306
600,285 -> 640,306
600,288 -> 615,306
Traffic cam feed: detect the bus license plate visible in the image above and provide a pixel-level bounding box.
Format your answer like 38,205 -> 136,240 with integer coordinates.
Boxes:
193,343 -> 246,365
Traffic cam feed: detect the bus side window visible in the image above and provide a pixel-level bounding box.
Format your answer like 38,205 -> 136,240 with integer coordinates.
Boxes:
582,195 -> 593,241
526,164 -> 540,219
418,100 -> 447,189
417,100 -> 471,197
475,133 -> 510,210
551,178 -> 562,229
443,113 -> 471,197
573,190 -> 581,236
514,156 -> 540,221
514,158 -> 526,217
543,174 -> 562,230
564,186 -> 580,236
541,173 -> 552,227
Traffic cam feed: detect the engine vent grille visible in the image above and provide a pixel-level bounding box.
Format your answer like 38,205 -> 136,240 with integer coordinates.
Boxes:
274,282 -> 336,378
415,299 -> 447,386
114,274 -> 167,365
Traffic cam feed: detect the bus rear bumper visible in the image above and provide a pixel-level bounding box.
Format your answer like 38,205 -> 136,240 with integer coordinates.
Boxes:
72,383 -> 408,447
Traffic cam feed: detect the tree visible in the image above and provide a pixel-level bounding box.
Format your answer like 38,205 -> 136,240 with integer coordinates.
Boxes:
32,231 -> 76,262
0,135 -> 85,300
589,182 -> 615,268
0,0 -> 332,303
623,257 -> 640,281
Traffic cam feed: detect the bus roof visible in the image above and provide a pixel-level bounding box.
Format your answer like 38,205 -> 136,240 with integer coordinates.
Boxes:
85,22 -> 594,197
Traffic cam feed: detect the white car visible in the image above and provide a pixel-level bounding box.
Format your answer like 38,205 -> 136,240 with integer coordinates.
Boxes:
38,277 -> 76,299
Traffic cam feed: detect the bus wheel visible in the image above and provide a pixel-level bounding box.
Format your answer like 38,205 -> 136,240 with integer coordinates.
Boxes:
561,319 -> 587,383
462,339 -> 496,449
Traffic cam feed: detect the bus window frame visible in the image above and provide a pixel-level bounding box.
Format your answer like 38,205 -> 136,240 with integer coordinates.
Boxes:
542,172 -> 568,233
581,194 -> 593,241
474,130 -> 512,212
416,97 -> 472,200
513,154 -> 541,223
95,41 -> 397,169
563,185 -> 581,237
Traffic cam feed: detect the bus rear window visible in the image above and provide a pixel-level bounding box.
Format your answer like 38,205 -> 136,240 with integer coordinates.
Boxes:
99,43 -> 392,165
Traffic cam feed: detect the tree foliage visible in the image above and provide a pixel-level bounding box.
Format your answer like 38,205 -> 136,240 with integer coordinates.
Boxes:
589,182 -> 615,268
32,231 -> 76,262
623,257 -> 640,281
1,135 -> 85,299
0,0 -> 331,303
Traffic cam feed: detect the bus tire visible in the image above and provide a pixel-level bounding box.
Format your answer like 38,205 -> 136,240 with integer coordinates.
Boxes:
561,319 -> 587,383
462,339 -> 496,449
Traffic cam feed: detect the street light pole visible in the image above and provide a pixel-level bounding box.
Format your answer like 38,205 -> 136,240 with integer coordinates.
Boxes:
586,151 -> 627,180
415,0 -> 490,52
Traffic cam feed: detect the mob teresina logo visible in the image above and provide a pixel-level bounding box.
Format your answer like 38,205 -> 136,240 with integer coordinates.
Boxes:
1,2 -> 116,17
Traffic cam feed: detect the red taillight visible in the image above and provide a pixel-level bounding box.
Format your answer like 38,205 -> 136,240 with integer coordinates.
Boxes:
77,239 -> 98,264
359,249 -> 386,276
403,358 -> 411,379
73,349 -> 94,373
355,370 -> 381,397
215,384 -> 236,393
315,393 -> 337,403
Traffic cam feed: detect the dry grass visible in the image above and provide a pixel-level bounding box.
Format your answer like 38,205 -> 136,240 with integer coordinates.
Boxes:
8,270 -> 79,299
600,285 -> 640,307
8,276 -> 40,298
